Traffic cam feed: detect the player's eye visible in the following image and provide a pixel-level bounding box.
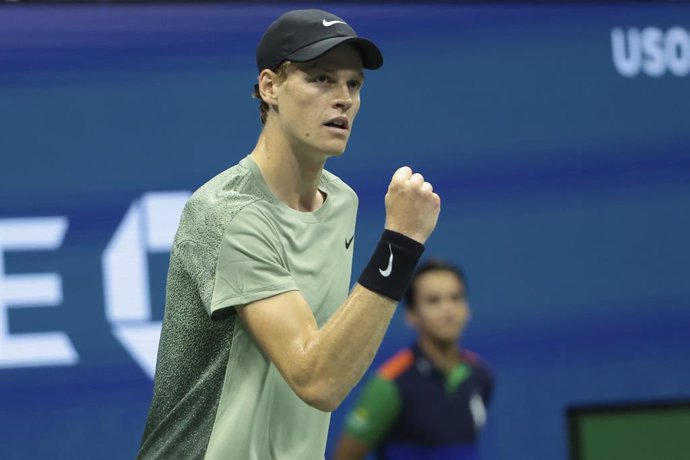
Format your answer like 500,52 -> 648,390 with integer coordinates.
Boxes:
348,79 -> 363,90
312,74 -> 332,84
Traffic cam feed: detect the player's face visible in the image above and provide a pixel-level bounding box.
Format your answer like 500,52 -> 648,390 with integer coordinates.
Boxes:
407,271 -> 470,344
274,45 -> 364,158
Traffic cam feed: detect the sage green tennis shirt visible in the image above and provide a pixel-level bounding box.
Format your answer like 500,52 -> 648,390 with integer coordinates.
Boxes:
137,155 -> 358,459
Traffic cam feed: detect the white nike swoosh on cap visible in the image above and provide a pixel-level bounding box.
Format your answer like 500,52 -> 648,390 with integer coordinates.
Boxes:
323,19 -> 347,27
379,244 -> 393,277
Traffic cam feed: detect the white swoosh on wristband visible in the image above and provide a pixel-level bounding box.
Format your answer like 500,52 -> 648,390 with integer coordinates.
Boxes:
379,244 -> 393,277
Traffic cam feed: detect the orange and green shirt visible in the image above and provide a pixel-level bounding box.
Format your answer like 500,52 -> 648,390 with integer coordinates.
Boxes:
345,343 -> 494,460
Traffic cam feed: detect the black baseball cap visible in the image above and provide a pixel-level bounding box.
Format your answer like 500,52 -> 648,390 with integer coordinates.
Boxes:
256,9 -> 383,72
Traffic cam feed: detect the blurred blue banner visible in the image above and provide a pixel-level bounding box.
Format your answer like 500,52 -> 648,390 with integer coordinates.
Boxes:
1,4 -> 689,459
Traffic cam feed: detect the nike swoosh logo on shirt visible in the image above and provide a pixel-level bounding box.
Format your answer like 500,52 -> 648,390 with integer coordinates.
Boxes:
323,19 -> 347,27
345,236 -> 354,249
379,244 -> 393,277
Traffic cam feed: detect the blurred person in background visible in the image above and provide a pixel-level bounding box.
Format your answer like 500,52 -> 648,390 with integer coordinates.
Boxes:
334,259 -> 494,460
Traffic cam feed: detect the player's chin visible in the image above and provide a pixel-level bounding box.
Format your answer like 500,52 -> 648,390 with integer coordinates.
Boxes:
319,128 -> 350,151
320,140 -> 349,157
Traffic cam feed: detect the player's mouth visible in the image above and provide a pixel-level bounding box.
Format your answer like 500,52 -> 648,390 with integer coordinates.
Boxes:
323,117 -> 349,134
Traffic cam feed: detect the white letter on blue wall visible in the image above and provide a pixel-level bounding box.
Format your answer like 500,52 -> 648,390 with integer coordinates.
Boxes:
0,217 -> 78,368
103,192 -> 190,378
612,28 -> 641,77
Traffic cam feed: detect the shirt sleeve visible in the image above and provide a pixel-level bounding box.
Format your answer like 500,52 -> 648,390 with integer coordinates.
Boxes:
174,203 -> 298,321
208,204 -> 298,319
344,375 -> 402,447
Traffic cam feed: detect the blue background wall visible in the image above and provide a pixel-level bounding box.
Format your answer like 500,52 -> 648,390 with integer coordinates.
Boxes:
1,3 -> 689,459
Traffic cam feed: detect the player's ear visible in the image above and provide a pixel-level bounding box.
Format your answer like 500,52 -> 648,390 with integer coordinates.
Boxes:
258,69 -> 280,106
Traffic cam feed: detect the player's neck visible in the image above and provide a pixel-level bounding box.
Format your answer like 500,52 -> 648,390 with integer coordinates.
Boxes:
417,334 -> 461,375
250,131 -> 326,212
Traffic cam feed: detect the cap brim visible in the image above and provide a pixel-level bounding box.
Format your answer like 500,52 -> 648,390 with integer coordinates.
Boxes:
286,36 -> 383,70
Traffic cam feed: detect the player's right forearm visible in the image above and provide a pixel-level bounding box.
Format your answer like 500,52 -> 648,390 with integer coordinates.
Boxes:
298,284 -> 397,411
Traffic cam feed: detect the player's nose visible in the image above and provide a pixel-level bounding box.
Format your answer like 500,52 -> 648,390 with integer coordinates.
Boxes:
332,82 -> 353,112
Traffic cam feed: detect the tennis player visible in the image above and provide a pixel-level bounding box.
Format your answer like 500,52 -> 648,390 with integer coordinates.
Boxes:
136,9 -> 441,460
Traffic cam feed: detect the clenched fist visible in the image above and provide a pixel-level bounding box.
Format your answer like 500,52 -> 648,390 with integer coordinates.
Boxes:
384,166 -> 441,244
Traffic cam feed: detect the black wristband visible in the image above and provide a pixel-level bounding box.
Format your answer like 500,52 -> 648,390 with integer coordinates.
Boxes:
357,230 -> 425,302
